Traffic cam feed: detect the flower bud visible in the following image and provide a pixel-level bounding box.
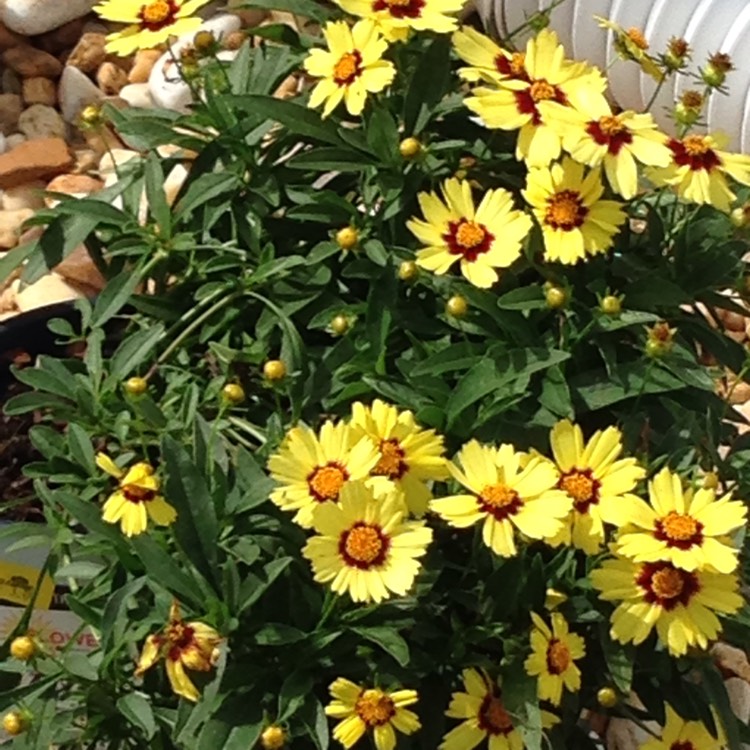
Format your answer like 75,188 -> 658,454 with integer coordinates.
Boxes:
193,30 -> 216,53
261,725 -> 287,750
10,636 -> 36,661
731,205 -> 750,228
336,226 -> 359,251
79,104 -> 103,128
330,314 -> 350,335
124,377 -> 148,396
599,294 -> 623,316
664,37 -> 690,71
645,322 -> 676,357
446,295 -> 468,318
597,687 -> 618,708
399,137 -> 421,159
674,90 -> 704,126
398,261 -> 418,282
263,360 -> 287,381
702,52 -> 733,88
2,711 -> 26,736
222,383 -> 245,404
702,471 -> 719,490
544,283 -> 567,309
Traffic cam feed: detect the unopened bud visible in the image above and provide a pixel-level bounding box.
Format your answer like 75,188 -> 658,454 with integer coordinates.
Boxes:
674,90 -> 704,126
664,37 -> 690,71
446,294 -> 468,318
544,283 -> 567,310
193,30 -> 216,53
261,725 -> 287,750
702,52 -> 733,87
399,137 -> 421,159
398,260 -> 418,282
336,226 -> 358,251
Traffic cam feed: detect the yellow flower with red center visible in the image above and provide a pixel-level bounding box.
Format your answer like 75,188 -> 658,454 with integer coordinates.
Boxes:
135,601 -> 221,702
452,26 -> 529,85
325,678 -> 420,750
93,0 -> 212,56
640,704 -> 725,750
562,98 -> 671,199
463,29 -> 608,167
302,481 -> 432,603
350,400 -> 448,517
523,157 -> 627,264
268,420 -> 380,529
647,134 -> 750,212
430,440 -> 572,558
590,555 -> 742,656
595,16 -> 664,82
303,20 -> 395,118
544,420 -> 645,554
406,178 -> 532,288
523,612 -> 585,707
334,0 -> 463,42
615,467 -> 746,573
96,453 -> 176,537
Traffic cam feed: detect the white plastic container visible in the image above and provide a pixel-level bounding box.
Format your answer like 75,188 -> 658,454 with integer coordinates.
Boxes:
473,0 -> 750,151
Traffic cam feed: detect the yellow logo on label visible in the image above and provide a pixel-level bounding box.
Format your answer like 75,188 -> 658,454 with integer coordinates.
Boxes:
0,561 -> 54,609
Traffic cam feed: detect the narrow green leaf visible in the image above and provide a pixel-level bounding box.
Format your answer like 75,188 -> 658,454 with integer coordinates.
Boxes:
117,692 -> 157,739
67,423 -> 96,474
91,269 -> 141,327
109,324 -> 165,380
144,152 -> 171,239
352,627 -> 409,666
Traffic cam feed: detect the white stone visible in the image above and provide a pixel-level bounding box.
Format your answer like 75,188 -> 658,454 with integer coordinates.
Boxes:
98,148 -> 141,177
17,104 -> 66,140
0,182 -> 46,211
0,133 -> 6,155
58,65 -> 104,124
2,0 -> 99,35
16,272 -> 86,312
0,208 -> 34,249
148,14 -> 241,113
164,163 -> 189,206
5,133 -> 25,150
118,83 -> 154,110
727,677 -> 750,725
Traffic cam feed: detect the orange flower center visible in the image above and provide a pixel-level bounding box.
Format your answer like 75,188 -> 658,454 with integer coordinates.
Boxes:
546,639 -> 572,674
480,695 -> 513,735
626,27 -> 648,50
122,483 -> 157,503
384,0 -> 411,6
544,190 -> 587,231
529,80 -> 556,102
650,567 -> 685,600
683,134 -> 710,156
597,115 -> 626,136
308,463 -> 347,501
142,0 -> 171,23
509,52 -> 526,76
558,469 -> 600,512
165,620 -> 194,652
343,525 -> 385,565
660,512 -> 698,542
455,220 -> 487,249
355,690 -> 395,726
479,484 -> 518,509
373,439 -> 407,479
333,51 -> 362,86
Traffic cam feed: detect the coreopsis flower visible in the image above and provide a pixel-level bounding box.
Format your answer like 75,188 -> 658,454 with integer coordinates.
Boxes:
545,420 -> 645,554
524,613 -> 585,707
334,0 -> 463,42
135,601 -> 221,702
647,134 -> 750,213
350,399 -> 448,517
523,157 -> 627,264
93,0 -> 212,56
267,420 -> 380,528
430,440 -> 572,558
325,678 -> 420,750
302,481 -> 432,603
615,467 -> 746,573
590,556 -> 742,656
640,704 -> 725,750
464,29 -> 608,167
562,99 -> 671,199
96,453 -> 176,537
595,16 -> 664,82
303,20 -> 395,118
406,178 -> 532,288
452,26 -> 528,84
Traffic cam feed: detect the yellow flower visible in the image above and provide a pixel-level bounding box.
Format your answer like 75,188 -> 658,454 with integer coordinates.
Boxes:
96,453 -> 176,537
523,612 -> 585,707
439,669 -> 558,750
93,0 -> 212,56
590,555 -> 742,656
302,481 -> 432,603
615,467 -> 746,574
303,20 -> 395,118
464,29 -> 608,167
562,100 -> 671,199
135,601 -> 221,702
523,157 -> 627,264
406,178 -> 532,288
325,678 -> 420,750
647,134 -> 750,212
267,420 -> 380,528
334,0 -> 463,42
640,704 -> 725,750
430,440 -> 572,558
545,420 -> 645,554
350,399 -> 448,517
594,17 -> 664,82
452,26 -> 529,85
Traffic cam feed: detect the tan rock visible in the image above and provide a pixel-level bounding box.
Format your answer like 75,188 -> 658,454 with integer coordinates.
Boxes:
0,209 -> 34,249
726,677 -> 750,724
712,642 -> 750,683
18,104 -> 66,140
45,173 -> 103,207
21,77 -> 57,106
727,381 -> 750,405
34,18 -> 86,54
223,31 -> 246,51
72,149 -> 98,174
723,309 -> 748,332
15,272 -> 87,312
0,181 -> 46,211
227,2 -> 268,27
0,94 -> 22,135
67,33 -> 107,74
5,134 -> 25,150
56,245 -> 106,290
96,61 -> 128,95
82,126 -> 124,156
127,49 -> 161,84
1,69 -> 21,95
0,137 -> 73,190
274,74 -> 300,100
2,45 -> 63,78
0,22 -> 24,52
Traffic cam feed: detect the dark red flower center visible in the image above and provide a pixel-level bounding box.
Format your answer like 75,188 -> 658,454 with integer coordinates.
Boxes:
478,693 -> 513,735
496,52 -> 529,81
371,0 -> 425,18
307,462 -> 349,502
558,468 -> 600,513
546,639 -> 572,675
514,78 -> 568,125
443,218 -> 494,262
477,483 -> 523,521
123,485 -> 157,503
586,115 -> 634,155
333,51 -> 362,86
654,512 -> 704,550
138,0 -> 179,31
544,190 -> 588,232
372,439 -> 408,479
339,522 -> 390,569
669,135 -> 722,172
636,561 -> 700,610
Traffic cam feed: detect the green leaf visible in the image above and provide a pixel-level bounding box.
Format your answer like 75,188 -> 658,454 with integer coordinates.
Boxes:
255,623 -> 306,645
0,241 -> 35,284
12,356 -> 76,400
100,578 -> 147,653
599,627 -> 633,694
63,652 -> 98,681
238,557 -> 293,614
278,672 -> 314,721
66,423 -> 96,474
285,147 -> 375,172
403,36 -> 452,134
701,664 -> 741,750
351,627 -> 409,666
91,268 -> 142,327
173,172 -> 242,221
237,0 -> 332,22
497,285 -> 546,311
109,324 -> 165,380
117,692 -> 157,739
231,446 -> 274,513
144,152 -> 171,239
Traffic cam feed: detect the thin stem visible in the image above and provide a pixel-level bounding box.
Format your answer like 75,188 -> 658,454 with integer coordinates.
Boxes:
227,416 -> 267,444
